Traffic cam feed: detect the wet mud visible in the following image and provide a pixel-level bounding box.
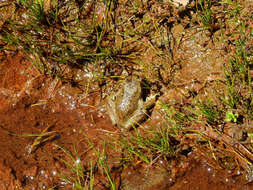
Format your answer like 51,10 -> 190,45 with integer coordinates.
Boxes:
0,48 -> 252,189
0,52 -> 118,189
0,0 -> 252,189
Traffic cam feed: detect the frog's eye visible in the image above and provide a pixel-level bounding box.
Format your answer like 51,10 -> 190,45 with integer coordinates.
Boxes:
112,95 -> 116,101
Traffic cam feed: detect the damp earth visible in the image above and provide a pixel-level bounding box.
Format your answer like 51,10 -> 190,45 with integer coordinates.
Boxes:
0,0 -> 253,189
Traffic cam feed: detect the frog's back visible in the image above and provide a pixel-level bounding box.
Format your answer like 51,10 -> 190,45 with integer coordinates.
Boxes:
118,77 -> 141,116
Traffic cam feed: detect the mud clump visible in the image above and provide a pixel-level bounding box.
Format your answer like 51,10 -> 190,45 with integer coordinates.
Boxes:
0,158 -> 21,190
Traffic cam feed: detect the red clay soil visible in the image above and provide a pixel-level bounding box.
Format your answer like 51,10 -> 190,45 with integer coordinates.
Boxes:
170,159 -> 253,190
0,52 -> 118,189
0,52 -> 253,189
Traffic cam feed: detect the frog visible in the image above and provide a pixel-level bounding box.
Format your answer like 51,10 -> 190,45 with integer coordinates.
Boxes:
105,77 -> 157,130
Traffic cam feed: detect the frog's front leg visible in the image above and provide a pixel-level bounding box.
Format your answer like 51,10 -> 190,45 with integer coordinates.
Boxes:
144,93 -> 158,109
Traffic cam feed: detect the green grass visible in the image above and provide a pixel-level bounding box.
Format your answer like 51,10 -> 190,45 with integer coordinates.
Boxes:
55,139 -> 117,190
1,0 -> 121,81
97,142 -> 116,190
117,125 -> 176,164
222,40 -> 253,120
57,144 -> 90,189
194,100 -> 223,125
197,0 -> 214,30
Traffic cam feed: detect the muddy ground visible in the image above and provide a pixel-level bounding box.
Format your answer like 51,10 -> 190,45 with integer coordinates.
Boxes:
0,51 -> 252,189
0,0 -> 253,189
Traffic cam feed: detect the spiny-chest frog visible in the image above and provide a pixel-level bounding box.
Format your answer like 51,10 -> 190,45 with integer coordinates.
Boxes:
106,77 -> 156,130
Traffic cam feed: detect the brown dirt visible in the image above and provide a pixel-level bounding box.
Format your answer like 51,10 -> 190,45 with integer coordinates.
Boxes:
170,159 -> 252,190
0,53 -> 253,189
0,52 -> 118,189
